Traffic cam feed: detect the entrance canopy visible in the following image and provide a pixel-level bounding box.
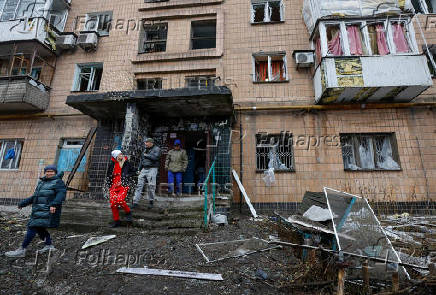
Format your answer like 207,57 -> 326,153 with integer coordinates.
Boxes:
66,86 -> 233,120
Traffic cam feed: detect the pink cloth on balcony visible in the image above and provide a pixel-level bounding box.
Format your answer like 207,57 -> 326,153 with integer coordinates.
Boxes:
392,23 -> 409,53
315,38 -> 321,64
347,25 -> 363,55
376,24 -> 390,56
328,31 -> 343,55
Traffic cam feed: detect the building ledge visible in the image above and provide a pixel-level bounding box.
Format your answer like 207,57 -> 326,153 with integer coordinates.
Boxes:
66,86 -> 233,120
139,0 -> 223,11
132,48 -> 222,63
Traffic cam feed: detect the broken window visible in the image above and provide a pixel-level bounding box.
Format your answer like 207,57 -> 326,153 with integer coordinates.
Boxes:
191,20 -> 216,50
253,53 -> 287,82
85,11 -> 112,36
185,75 -> 216,88
425,48 -> 436,77
0,139 -> 23,170
140,23 -> 168,53
72,63 -> 103,92
11,54 -> 31,75
251,0 -> 284,23
256,133 -> 293,171
137,78 -> 162,90
340,133 -> 400,171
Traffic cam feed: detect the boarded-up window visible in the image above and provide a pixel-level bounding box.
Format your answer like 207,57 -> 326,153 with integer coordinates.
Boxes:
57,139 -> 87,173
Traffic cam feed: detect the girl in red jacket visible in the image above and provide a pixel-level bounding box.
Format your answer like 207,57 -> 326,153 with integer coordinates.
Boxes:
106,150 -> 133,227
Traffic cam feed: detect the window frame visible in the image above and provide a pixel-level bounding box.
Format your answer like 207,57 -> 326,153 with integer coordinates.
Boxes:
56,138 -> 87,173
252,52 -> 288,82
85,11 -> 112,36
190,19 -> 217,50
71,63 -> 103,92
185,75 -> 217,88
0,139 -> 23,170
136,77 -> 163,90
340,133 -> 401,171
255,132 -> 294,172
316,18 -> 418,58
250,0 -> 284,24
139,22 -> 168,54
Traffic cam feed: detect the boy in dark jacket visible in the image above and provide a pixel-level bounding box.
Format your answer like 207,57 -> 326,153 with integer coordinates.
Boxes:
106,150 -> 133,227
5,165 -> 66,258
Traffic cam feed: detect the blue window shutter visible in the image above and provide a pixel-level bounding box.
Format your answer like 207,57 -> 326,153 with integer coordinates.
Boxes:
57,148 -> 87,172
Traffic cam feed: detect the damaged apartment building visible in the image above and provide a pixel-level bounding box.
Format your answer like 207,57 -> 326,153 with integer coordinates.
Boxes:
0,0 -> 435,212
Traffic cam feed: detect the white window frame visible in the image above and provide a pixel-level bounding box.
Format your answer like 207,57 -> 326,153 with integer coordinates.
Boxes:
62,138 -> 85,149
317,18 -> 418,58
71,63 -> 103,92
250,0 -> 284,24
0,139 -> 23,170
252,53 -> 288,82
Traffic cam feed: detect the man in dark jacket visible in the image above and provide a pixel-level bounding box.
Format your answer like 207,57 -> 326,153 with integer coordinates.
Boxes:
5,165 -> 66,258
133,138 -> 161,209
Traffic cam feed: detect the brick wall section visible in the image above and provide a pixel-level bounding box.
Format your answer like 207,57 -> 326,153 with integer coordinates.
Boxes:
233,107 -> 436,203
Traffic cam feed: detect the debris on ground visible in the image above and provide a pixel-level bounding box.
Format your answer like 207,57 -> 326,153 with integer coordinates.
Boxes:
116,267 -> 224,281
81,235 -> 116,249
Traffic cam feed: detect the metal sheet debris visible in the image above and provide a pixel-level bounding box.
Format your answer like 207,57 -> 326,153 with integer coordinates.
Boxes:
81,235 -> 116,249
116,267 -> 224,281
232,169 -> 257,218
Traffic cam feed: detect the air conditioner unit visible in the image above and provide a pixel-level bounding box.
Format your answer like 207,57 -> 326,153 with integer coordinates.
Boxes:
293,51 -> 314,68
77,32 -> 98,51
56,34 -> 77,50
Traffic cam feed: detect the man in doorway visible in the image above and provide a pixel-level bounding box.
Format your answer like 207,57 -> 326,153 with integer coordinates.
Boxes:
133,138 -> 161,209
165,139 -> 188,197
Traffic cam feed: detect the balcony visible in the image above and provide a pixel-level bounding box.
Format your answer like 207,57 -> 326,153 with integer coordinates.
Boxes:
0,76 -> 49,113
0,17 -> 58,51
314,55 -> 433,104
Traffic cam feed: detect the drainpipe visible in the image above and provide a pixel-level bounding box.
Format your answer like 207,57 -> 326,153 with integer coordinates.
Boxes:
234,102 -> 436,112
234,104 -> 244,213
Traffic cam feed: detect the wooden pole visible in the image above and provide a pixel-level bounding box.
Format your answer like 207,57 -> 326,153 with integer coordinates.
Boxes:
392,271 -> 399,293
337,267 -> 345,295
362,260 -> 370,294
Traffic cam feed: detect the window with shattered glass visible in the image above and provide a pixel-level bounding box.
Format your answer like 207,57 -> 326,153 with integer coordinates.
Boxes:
0,139 -> 23,170
253,53 -> 287,82
140,23 -> 168,53
256,132 -> 294,171
323,187 -> 408,279
340,133 -> 400,171
137,78 -> 162,90
251,0 -> 284,23
73,63 -> 103,92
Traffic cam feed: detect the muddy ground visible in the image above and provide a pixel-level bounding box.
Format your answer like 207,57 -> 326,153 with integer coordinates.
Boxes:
0,207 -> 434,295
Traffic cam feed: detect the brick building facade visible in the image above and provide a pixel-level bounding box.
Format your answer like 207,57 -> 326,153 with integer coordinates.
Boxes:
0,0 -> 435,210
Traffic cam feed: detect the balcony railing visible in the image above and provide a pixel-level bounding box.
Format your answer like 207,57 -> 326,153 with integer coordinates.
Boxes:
313,55 -> 433,104
0,75 -> 49,113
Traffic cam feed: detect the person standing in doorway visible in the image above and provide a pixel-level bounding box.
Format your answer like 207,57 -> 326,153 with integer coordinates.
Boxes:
106,150 -> 133,227
133,138 -> 161,209
165,139 -> 188,197
5,165 -> 66,257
